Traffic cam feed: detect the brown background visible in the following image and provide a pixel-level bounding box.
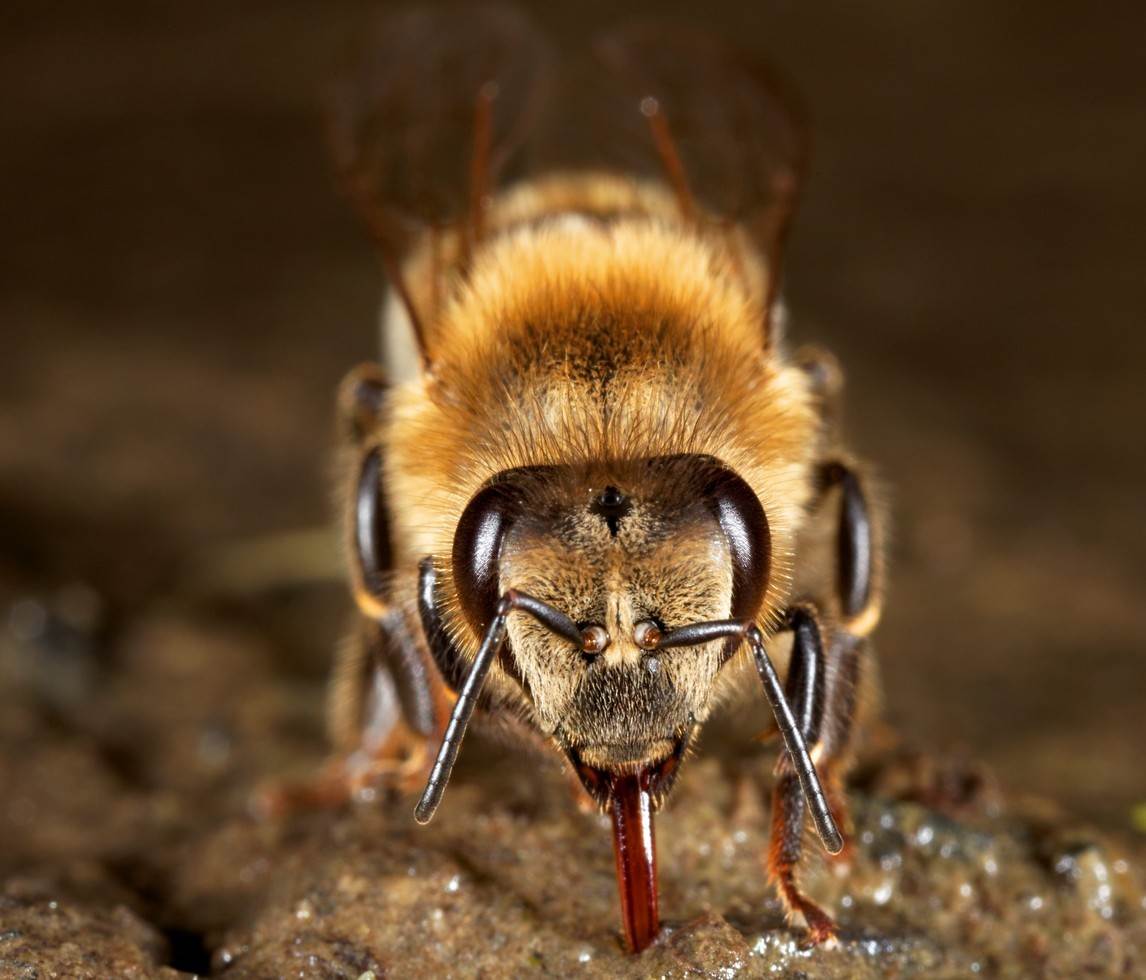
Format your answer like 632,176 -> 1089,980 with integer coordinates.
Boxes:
3,1 -> 1144,828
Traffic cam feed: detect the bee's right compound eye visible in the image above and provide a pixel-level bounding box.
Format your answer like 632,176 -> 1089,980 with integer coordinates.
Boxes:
580,624 -> 610,656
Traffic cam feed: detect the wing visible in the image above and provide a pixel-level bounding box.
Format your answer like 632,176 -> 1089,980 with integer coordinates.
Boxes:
587,22 -> 809,335
328,4 -> 552,360
330,9 -> 806,358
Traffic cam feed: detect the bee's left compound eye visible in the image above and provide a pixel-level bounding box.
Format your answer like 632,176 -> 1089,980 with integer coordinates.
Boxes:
580,624 -> 610,656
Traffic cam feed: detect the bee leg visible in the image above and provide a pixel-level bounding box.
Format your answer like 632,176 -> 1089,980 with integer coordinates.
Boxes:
256,367 -> 448,817
335,612 -> 446,798
820,459 -> 883,639
767,602 -> 840,946
816,458 -> 883,858
254,611 -> 447,818
794,344 -> 845,439
815,630 -> 866,865
329,367 -> 450,793
337,361 -> 388,444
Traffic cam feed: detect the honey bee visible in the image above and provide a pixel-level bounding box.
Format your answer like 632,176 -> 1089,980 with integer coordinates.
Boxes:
275,4 -> 885,953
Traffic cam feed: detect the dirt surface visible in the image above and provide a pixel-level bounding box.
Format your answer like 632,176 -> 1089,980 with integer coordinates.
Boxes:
2,1 -> 1146,977
3,609 -> 1145,978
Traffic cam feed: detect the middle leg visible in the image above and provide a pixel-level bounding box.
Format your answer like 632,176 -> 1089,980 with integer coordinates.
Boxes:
814,458 -> 883,852
256,365 -> 448,816
766,602 -> 839,944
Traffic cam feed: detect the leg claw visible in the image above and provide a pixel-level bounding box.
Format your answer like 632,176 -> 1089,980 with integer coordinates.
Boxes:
803,916 -> 840,949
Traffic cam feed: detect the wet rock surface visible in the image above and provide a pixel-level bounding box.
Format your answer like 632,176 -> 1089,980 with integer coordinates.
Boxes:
0,893 -> 175,980
2,611 -> 1144,978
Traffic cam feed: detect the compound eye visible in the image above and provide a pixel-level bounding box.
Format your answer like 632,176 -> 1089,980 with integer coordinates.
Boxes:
704,467 -> 771,621
580,624 -> 610,656
633,620 -> 662,650
452,482 -> 519,637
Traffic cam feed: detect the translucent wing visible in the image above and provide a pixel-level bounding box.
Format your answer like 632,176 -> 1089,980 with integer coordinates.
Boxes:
587,22 -> 809,329
331,9 -> 806,355
328,4 -> 552,357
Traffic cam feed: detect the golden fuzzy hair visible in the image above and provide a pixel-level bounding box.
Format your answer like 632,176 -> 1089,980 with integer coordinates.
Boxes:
381,174 -> 820,661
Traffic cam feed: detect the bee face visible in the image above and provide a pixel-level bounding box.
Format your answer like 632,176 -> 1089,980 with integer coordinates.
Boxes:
468,461 -> 740,801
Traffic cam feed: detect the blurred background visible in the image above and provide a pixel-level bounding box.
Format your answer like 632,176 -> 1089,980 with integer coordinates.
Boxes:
2,0 -> 1144,838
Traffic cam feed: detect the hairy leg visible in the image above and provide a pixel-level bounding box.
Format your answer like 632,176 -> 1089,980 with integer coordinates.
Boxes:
766,603 -> 839,945
257,365 -> 447,817
767,457 -> 882,939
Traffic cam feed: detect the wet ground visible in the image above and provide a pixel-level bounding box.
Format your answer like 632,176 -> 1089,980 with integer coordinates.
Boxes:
4,602 -> 1146,977
2,607 -> 1145,977
2,1 -> 1145,976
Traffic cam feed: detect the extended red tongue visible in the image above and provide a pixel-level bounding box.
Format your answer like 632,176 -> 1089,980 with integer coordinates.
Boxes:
609,770 -> 660,953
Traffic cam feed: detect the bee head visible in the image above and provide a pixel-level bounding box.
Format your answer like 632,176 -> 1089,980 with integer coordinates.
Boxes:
451,454 -> 769,808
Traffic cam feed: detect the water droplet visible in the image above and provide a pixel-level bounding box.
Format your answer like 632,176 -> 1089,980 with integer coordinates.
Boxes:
1054,854 -> 1077,878
879,851 -> 903,871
